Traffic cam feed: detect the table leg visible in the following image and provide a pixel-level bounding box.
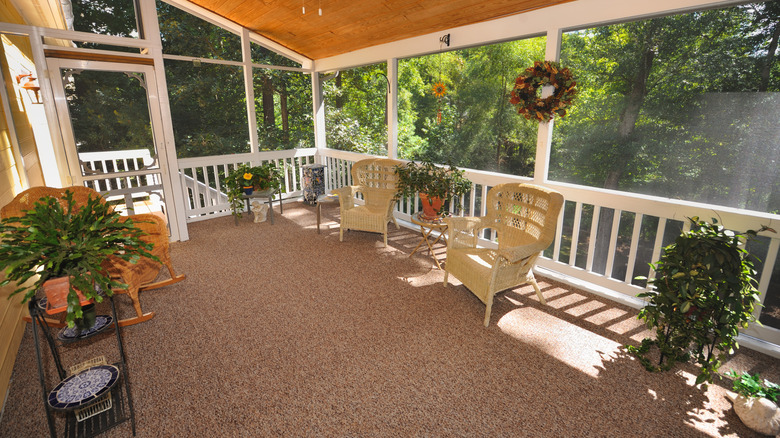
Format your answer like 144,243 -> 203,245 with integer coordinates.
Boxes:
316,202 -> 322,234
409,225 -> 428,257
420,228 -> 444,270
267,197 -> 275,225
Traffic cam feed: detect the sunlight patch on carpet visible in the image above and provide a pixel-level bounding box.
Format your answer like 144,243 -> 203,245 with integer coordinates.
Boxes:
498,307 -> 623,378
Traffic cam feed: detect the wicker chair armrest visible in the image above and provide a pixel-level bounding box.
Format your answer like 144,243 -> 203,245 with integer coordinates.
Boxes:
496,244 -> 545,264
444,216 -> 485,250
443,216 -> 484,232
333,186 -> 359,210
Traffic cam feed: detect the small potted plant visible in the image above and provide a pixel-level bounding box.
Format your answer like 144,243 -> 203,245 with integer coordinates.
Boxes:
225,162 -> 283,218
0,190 -> 157,327
394,160 -> 471,220
725,370 -> 780,435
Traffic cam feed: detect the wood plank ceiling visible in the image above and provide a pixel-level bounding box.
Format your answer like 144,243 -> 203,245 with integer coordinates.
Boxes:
182,0 -> 575,60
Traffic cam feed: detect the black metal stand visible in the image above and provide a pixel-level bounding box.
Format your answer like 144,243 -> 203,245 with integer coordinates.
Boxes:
29,295 -> 136,438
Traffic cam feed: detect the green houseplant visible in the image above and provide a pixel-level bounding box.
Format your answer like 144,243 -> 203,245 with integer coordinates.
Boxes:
627,217 -> 775,384
225,162 -> 283,218
394,160 -> 471,220
0,191 -> 157,327
725,371 -> 780,435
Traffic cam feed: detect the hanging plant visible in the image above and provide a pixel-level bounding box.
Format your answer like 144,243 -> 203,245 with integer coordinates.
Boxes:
509,60 -> 577,122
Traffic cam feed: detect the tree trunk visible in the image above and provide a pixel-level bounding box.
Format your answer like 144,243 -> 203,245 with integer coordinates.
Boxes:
603,39 -> 656,190
759,20 -> 779,92
335,74 -> 344,109
262,74 -> 275,128
280,82 -> 289,143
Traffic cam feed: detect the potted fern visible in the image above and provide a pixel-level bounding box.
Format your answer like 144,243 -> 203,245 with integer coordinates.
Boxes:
0,190 -> 156,327
394,160 -> 471,220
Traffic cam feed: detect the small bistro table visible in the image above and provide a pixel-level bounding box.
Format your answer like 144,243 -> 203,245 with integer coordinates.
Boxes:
237,188 -> 282,225
409,212 -> 448,270
315,193 -> 339,234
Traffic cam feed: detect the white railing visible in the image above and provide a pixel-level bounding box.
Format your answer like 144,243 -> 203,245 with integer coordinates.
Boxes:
177,148 -> 318,222
170,147 -> 780,350
312,149 -> 780,350
78,149 -> 165,215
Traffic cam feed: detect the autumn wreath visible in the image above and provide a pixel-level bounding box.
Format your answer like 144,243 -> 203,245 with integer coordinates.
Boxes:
509,60 -> 577,122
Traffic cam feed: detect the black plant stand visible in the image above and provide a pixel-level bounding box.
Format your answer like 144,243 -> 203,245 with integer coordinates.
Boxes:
29,295 -> 136,438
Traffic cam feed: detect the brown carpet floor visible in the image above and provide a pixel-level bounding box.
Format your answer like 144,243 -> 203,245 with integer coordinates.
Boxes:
1,202 -> 778,437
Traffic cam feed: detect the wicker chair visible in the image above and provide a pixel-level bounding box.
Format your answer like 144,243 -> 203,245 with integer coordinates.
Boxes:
334,158 -> 402,247
443,183 -> 564,326
0,186 -> 184,327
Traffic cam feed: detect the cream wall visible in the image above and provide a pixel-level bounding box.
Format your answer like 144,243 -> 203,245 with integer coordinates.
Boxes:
0,0 -> 44,414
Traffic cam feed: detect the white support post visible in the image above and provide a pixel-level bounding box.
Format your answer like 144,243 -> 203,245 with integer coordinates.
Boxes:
242,28 -> 260,155
533,27 -> 563,185
387,58 -> 398,159
311,71 -> 327,164
138,0 -> 189,241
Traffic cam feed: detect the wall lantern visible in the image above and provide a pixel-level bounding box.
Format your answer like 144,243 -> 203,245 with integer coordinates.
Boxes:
15,72 -> 42,104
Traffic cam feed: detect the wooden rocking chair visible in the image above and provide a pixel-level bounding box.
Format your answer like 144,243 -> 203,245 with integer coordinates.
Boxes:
0,186 -> 185,327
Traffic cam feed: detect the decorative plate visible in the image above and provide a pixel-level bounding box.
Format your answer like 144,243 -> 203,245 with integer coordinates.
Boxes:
48,364 -> 119,410
57,315 -> 113,341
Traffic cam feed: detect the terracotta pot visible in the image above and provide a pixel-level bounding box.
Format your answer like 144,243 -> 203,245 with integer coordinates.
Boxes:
419,193 -> 444,221
42,276 -> 92,315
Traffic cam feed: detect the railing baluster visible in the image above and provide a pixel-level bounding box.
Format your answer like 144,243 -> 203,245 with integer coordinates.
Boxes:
647,218 -> 667,284
569,202 -> 583,267
624,213 -> 643,284
586,205 -> 600,272
604,209 -> 622,279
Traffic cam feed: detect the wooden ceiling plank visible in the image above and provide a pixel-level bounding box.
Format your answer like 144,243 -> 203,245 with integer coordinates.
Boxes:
180,0 -> 573,59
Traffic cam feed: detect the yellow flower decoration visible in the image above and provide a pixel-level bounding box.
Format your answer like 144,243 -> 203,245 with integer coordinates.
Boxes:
243,173 -> 253,181
432,81 -> 447,98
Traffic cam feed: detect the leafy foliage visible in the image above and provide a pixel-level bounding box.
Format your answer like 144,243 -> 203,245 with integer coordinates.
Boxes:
394,161 -> 471,216
726,370 -> 780,402
627,217 -> 775,384
0,191 -> 156,327
224,163 -> 282,218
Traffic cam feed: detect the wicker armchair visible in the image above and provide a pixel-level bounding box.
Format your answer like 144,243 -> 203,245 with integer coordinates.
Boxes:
443,183 -> 564,326
0,186 -> 184,326
333,158 -> 402,247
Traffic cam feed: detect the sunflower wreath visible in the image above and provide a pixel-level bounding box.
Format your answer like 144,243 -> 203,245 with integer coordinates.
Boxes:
509,60 -> 577,122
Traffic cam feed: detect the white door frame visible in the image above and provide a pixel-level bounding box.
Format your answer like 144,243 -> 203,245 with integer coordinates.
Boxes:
46,58 -> 184,241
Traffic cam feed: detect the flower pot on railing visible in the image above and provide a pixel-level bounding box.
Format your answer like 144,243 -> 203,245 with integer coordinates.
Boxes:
243,187 -> 254,195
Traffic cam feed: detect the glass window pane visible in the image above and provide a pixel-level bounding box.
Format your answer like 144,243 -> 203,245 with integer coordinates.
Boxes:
62,69 -> 158,173
323,63 -> 388,155
398,36 -> 545,174
551,2 -> 780,214
165,60 -> 249,158
70,0 -> 139,38
251,43 -> 301,68
156,1 -> 241,61
254,69 -> 314,149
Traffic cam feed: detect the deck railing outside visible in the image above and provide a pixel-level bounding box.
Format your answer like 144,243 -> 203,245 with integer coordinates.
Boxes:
175,147 -> 780,350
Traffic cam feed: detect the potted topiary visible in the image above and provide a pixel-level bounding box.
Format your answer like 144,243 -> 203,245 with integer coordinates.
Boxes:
225,162 -> 283,218
627,217 -> 775,385
0,190 -> 157,328
724,370 -> 780,435
394,160 -> 471,220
